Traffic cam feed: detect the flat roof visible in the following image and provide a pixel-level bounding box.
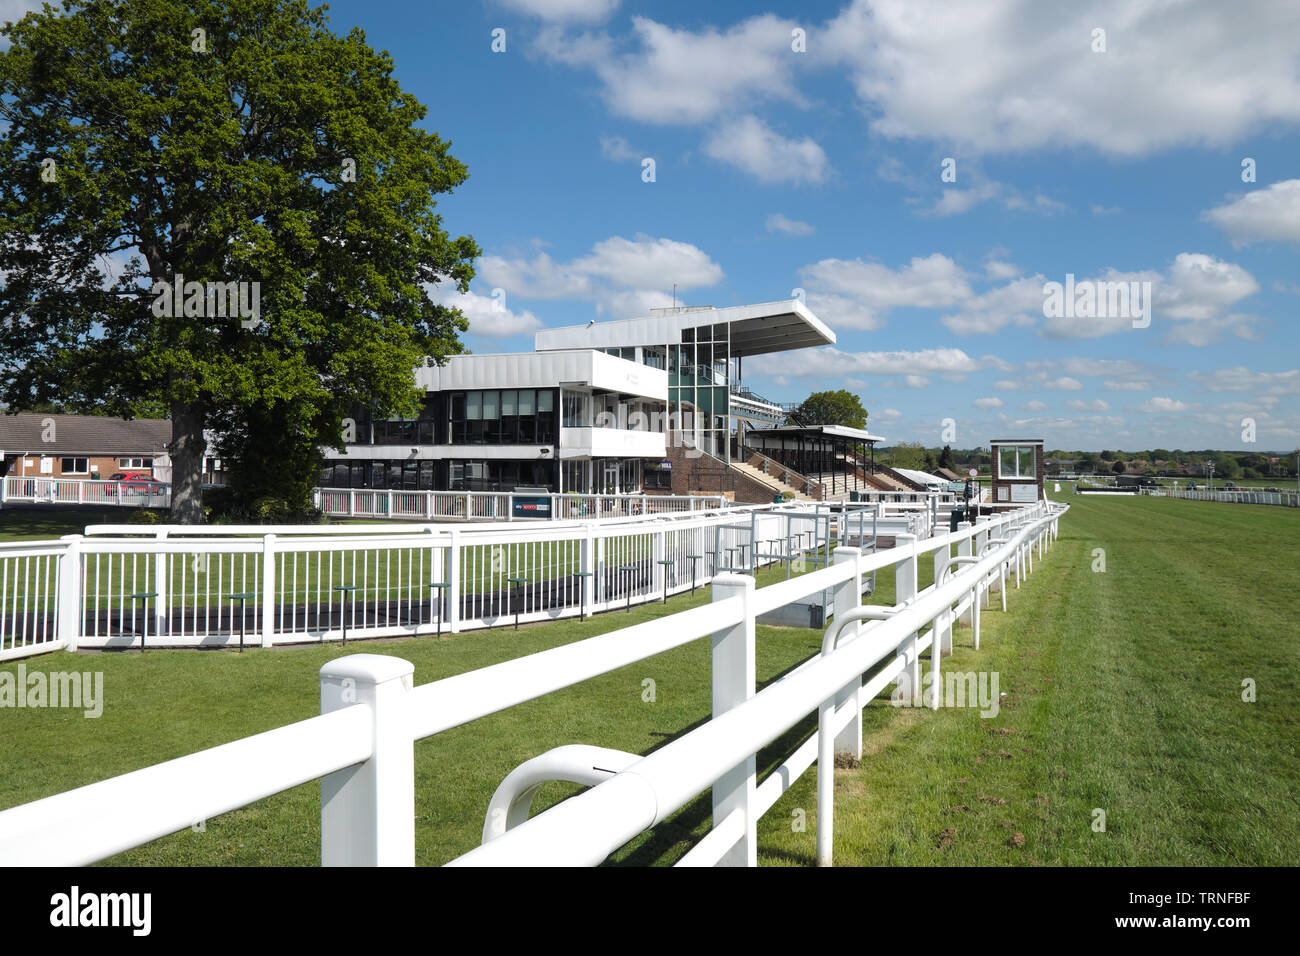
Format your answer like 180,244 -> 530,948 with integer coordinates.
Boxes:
414,350 -> 667,401
534,299 -> 835,358
750,424 -> 887,443
990,438 -> 1045,444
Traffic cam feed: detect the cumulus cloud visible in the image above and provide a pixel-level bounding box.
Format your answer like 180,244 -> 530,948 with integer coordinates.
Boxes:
429,287 -> 542,339
974,397 -> 1004,409
940,275 -> 1044,335
1187,367 -> 1300,394
704,115 -> 830,185
749,346 -> 987,382
799,253 -> 971,330
819,0 -> 1300,156
1138,397 -> 1191,413
536,14 -> 805,125
477,234 -> 723,319
766,213 -> 815,236
1203,180 -> 1300,246
499,0 -> 618,23
1066,398 -> 1111,411
599,135 -> 644,162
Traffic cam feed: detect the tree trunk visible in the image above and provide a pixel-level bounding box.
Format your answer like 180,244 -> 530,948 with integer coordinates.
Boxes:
170,399 -> 207,524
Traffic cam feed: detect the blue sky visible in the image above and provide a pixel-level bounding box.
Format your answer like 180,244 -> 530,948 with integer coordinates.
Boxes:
13,0 -> 1298,451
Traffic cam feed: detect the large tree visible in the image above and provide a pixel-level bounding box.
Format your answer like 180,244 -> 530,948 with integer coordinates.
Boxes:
786,389 -> 868,429
0,0 -> 478,521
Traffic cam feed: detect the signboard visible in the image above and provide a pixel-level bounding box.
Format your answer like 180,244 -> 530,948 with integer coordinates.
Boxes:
1010,483 -> 1038,503
511,495 -> 553,519
968,468 -> 978,478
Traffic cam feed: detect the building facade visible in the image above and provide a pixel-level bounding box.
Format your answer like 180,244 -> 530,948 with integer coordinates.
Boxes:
321,299 -> 838,497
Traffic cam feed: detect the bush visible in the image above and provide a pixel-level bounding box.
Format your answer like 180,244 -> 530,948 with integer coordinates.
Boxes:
249,496 -> 292,523
127,508 -> 159,524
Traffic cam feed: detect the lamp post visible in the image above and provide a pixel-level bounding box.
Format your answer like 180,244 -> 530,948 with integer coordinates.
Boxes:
1207,460 -> 1214,493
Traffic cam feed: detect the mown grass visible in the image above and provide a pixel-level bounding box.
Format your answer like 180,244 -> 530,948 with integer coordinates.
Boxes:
1,491 -> 1294,866
759,489 -> 1299,865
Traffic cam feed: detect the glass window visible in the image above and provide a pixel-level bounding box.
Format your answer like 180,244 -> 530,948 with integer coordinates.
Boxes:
518,389 -> 534,416
501,389 -> 517,417
466,392 -> 481,419
482,390 -> 498,420
538,389 -> 553,413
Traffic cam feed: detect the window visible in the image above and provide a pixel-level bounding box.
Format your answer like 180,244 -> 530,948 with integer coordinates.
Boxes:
562,391 -> 587,428
61,457 -> 89,475
998,446 -> 1037,479
120,457 -> 153,469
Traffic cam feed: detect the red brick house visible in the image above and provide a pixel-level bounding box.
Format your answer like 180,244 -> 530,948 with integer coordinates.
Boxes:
0,413 -> 172,481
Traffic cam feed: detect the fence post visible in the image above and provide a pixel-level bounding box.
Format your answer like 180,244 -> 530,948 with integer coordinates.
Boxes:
933,540 -> 951,654
260,533 -> 276,647
710,573 -> 757,867
320,654 -> 416,866
957,522 -> 973,626
652,528 -> 666,599
830,547 -> 863,759
153,530 -> 168,640
580,523 -> 595,611
56,534 -> 83,651
447,529 -> 461,634
893,532 -> 923,709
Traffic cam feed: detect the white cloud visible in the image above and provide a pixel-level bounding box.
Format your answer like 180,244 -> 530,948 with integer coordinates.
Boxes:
477,234 -> 723,319
599,135 -> 644,162
1066,399 -> 1111,411
1203,180 -> 1300,246
1138,397 -> 1191,413
499,0 -> 618,23
766,213 -> 815,236
821,0 -> 1300,156
940,275 -> 1044,335
1090,204 -> 1122,216
1024,400 -> 1048,412
0,0 -> 41,29
799,253 -> 971,330
704,115 -> 830,185
750,346 -> 987,382
430,287 -> 542,339
974,397 -> 1004,409
537,14 -> 805,125
985,259 -> 1021,280
1187,367 -> 1300,394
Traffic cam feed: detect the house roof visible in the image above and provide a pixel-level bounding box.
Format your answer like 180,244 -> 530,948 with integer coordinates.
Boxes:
0,412 -> 171,456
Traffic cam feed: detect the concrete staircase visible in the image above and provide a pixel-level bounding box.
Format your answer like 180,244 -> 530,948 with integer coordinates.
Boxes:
729,460 -> 813,500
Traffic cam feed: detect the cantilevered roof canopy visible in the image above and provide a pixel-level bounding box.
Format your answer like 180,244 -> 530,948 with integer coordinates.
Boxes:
751,424 -> 887,444
534,299 -> 835,358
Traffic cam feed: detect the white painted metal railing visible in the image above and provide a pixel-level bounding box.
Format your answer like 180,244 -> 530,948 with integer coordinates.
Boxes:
0,500 -> 1064,866
1,476 -> 171,508
313,488 -> 726,520
1141,487 -> 1299,507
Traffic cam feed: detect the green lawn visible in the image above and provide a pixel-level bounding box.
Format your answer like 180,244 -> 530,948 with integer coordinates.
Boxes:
1,491 -> 1295,866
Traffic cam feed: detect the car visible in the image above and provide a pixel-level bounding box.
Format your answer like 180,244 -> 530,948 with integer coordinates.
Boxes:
107,472 -> 167,494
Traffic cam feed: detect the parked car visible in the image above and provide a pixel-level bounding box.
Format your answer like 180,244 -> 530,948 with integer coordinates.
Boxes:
107,472 -> 167,494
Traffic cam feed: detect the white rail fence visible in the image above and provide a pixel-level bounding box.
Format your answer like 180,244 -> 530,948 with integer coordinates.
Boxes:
1141,487 -> 1300,507
0,500 -> 1064,866
1,476 -> 171,508
313,488 -> 726,521
3,499 -> 941,660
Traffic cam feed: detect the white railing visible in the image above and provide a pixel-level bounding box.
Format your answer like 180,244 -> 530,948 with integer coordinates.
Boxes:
312,488 -> 725,521
0,502 -> 831,658
0,476 -> 171,509
0,500 -> 1065,865
1142,487 -> 1299,507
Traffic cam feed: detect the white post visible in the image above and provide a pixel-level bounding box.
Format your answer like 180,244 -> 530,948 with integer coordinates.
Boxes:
260,534 -> 276,647
652,529 -> 666,599
956,522 -> 973,626
447,529 -> 461,634
153,531 -> 168,639
56,534 -> 83,651
895,533 -> 919,708
830,547 -> 863,759
580,523 -> 594,611
711,573 -> 757,867
933,542 -> 950,654
320,655 -> 416,866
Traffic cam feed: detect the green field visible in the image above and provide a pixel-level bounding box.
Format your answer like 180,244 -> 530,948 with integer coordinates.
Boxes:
0,490 -> 1296,865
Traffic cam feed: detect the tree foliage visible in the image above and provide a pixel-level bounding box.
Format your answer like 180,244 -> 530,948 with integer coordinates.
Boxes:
786,389 -> 867,429
0,0 -> 479,520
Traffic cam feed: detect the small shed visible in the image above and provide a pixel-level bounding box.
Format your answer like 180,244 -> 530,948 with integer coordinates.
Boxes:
990,438 -> 1044,504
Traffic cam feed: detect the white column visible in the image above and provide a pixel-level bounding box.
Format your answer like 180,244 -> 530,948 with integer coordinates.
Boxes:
153,531 -> 168,640
320,655 -> 416,867
711,573 -> 757,867
956,522 -> 973,627
447,529 -> 461,634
